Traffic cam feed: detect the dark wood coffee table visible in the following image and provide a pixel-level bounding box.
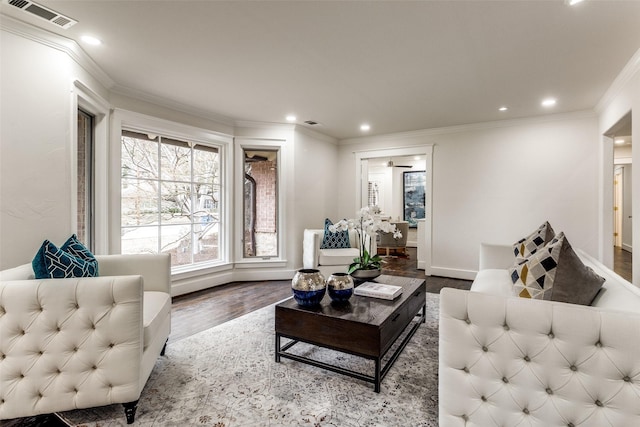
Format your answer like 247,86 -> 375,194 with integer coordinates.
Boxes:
275,275 -> 426,392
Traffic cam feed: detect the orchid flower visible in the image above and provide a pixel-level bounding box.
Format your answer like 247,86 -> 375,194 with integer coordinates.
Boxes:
329,206 -> 402,273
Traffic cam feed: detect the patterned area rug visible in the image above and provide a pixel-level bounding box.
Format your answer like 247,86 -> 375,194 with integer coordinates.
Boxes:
58,293 -> 440,426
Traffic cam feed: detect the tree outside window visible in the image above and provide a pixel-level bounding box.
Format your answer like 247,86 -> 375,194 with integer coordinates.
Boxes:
121,130 -> 221,267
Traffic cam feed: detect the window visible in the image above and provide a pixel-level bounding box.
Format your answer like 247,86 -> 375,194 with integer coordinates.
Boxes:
77,109 -> 94,249
120,130 -> 222,267
243,148 -> 278,258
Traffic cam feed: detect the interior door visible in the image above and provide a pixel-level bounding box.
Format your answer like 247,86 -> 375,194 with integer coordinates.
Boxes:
614,167 -> 623,248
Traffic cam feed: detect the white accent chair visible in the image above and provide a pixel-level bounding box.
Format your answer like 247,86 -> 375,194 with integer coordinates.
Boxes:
303,229 -> 372,278
0,253 -> 171,424
376,221 -> 409,256
439,244 -> 640,426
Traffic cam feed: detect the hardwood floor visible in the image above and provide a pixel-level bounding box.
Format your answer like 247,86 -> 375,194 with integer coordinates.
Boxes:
169,247 -> 471,343
613,246 -> 633,282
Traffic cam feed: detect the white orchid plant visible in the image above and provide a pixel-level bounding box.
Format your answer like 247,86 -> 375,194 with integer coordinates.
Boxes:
329,206 -> 402,273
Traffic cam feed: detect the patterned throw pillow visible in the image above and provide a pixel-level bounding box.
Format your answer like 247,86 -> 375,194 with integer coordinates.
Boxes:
513,221 -> 555,260
510,233 -> 563,300
320,218 -> 351,249
510,232 -> 605,305
32,235 -> 99,279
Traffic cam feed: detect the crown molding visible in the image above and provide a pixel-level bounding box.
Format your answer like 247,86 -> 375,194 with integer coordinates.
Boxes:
595,47 -> 640,114
111,84 -> 236,128
293,124 -> 338,145
339,110 -> 597,146
1,13 -> 115,89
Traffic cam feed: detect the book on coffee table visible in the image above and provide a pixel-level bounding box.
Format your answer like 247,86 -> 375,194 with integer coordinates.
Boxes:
354,281 -> 403,300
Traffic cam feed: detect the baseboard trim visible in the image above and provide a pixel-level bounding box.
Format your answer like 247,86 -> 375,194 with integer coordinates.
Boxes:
622,243 -> 633,253
429,266 -> 477,281
171,269 -> 297,297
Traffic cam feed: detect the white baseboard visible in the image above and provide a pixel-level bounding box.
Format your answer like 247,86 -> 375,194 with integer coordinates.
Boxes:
622,243 -> 633,253
428,266 -> 477,281
171,268 -> 296,297
171,264 -> 477,297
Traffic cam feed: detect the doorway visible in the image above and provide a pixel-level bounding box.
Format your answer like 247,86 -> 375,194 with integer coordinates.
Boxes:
354,145 -> 433,274
605,112 -> 632,282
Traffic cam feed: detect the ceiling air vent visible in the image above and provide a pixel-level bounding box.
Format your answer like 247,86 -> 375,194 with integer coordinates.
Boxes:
6,0 -> 77,29
304,120 -> 319,126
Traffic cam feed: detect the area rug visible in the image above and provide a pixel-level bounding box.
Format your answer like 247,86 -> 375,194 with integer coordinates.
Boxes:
58,293 -> 440,426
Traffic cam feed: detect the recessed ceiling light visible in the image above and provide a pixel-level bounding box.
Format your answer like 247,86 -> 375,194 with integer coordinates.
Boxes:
615,138 -> 625,144
81,35 -> 102,46
360,124 -> 370,132
499,106 -> 508,112
285,115 -> 297,122
541,98 -> 557,107
567,0 -> 584,6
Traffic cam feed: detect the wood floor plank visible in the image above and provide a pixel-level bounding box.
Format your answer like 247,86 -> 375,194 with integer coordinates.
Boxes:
169,248 -> 472,343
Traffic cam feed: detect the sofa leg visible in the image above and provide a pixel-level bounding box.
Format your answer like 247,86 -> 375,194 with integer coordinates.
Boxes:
123,400 -> 138,424
160,339 -> 168,356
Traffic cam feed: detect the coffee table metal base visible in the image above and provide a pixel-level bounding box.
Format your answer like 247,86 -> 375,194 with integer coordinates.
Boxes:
275,304 -> 425,392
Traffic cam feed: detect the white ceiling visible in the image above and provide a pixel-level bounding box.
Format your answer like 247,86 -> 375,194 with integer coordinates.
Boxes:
2,0 -> 640,140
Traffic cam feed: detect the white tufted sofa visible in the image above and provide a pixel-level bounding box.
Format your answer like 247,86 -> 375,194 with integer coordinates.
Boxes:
0,253 -> 171,424
439,244 -> 640,426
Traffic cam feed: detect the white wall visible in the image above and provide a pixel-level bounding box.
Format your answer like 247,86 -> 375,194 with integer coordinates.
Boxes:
338,113 -> 600,278
290,127 -> 340,269
597,49 -> 640,285
0,29 -> 109,268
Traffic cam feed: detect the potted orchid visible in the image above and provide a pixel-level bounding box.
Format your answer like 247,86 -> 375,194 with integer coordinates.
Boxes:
329,206 -> 402,277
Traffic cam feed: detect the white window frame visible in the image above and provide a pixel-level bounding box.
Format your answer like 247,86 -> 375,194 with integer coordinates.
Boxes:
111,109 -> 233,274
70,80 -> 110,254
234,137 -> 287,268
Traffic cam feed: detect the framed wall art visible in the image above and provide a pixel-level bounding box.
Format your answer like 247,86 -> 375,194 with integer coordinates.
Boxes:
403,170 -> 426,228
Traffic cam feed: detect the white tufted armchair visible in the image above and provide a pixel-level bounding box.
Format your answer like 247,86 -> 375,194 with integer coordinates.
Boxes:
439,288 -> 640,426
0,253 -> 171,424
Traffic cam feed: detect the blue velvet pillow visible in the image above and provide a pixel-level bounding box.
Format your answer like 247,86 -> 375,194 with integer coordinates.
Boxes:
320,218 -> 351,249
32,235 -> 99,279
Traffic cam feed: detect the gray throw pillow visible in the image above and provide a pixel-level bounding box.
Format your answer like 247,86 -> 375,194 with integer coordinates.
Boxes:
510,232 -> 605,305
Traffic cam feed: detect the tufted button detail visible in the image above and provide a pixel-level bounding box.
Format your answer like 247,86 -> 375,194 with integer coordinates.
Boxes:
56,369 -> 61,374
461,414 -> 468,421
595,400 -> 603,407
548,332 -> 554,339
74,303 -> 79,309
568,423 -> 575,427
502,377 -> 509,383
570,365 -> 577,372
503,324 -> 510,331
73,388 -> 78,393
91,324 -> 96,330
463,367 -> 470,373
92,365 -> 97,370
482,346 -> 488,352
56,326 -> 61,332
546,387 -> 553,395
595,341 -> 602,348
20,329 -> 25,335
73,347 -> 78,352
465,318 -> 471,324
523,355 -> 531,362
481,395 -> 487,402
623,376 -> 631,382
38,392 -> 42,398
523,408 -> 529,415
109,343 -> 115,348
